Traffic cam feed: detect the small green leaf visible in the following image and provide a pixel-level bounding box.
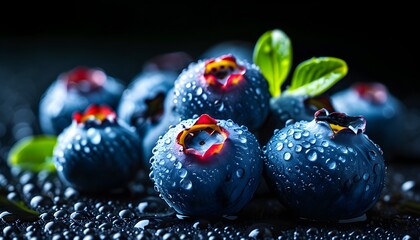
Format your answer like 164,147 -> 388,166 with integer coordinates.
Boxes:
286,57 -> 348,97
7,135 -> 57,172
253,29 -> 293,97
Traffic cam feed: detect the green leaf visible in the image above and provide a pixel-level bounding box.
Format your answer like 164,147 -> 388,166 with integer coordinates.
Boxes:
253,29 -> 293,97
286,57 -> 348,97
7,135 -> 57,172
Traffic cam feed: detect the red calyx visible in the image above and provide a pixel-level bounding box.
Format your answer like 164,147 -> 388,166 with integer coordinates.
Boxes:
203,54 -> 245,90
176,114 -> 229,160
73,104 -> 116,125
63,66 -> 107,92
354,82 -> 388,104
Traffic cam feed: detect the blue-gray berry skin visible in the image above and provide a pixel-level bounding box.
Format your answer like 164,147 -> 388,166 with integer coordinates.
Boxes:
39,67 -> 124,135
53,105 -> 142,193
173,54 -> 270,131
117,71 -> 179,166
331,82 -> 405,157
263,109 -> 386,221
150,114 -> 263,217
117,70 -> 177,130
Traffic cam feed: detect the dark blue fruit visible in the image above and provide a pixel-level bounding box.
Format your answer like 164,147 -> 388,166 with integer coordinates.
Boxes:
331,82 -> 405,157
150,114 -> 264,217
53,104 -> 142,192
117,72 -> 179,167
173,54 -> 270,131
39,66 -> 125,135
117,70 -> 177,132
263,108 -> 385,221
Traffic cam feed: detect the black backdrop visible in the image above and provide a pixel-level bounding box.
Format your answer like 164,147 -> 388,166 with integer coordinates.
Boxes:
0,3 -> 418,143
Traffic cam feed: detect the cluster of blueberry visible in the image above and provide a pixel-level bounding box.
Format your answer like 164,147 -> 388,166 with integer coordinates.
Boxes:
33,45 -> 390,223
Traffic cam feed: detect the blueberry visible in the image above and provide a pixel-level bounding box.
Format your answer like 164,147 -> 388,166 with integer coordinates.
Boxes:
150,114 -> 264,217
117,71 -> 180,166
331,82 -> 405,157
53,104 -> 142,192
173,54 -> 271,131
39,66 -> 125,135
263,108 -> 386,221
257,94 -> 335,145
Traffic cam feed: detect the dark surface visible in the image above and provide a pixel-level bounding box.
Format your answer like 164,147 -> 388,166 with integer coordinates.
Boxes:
1,3 -> 419,239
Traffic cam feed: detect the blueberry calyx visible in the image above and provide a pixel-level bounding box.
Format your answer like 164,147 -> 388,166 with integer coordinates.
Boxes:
73,104 -> 117,127
314,108 -> 366,135
354,82 -> 388,104
176,114 -> 228,159
62,66 -> 107,92
204,54 -> 245,89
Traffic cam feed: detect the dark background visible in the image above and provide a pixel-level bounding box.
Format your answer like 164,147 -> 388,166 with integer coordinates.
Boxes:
0,4 -> 418,145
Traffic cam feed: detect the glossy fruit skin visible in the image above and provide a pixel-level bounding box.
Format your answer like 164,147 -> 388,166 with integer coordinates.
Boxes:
263,110 -> 385,221
53,106 -> 142,193
39,67 -> 124,135
150,114 -> 264,217
173,54 -> 270,131
331,82 -> 405,157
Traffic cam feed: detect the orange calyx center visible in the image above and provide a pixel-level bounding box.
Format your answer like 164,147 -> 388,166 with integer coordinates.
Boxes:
204,54 -> 245,89
314,108 -> 366,135
176,114 -> 229,159
63,66 -> 107,92
73,104 -> 116,125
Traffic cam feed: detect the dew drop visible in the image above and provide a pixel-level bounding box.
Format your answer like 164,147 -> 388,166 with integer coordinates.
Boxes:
236,168 -> 245,178
363,173 -> 370,181
306,149 -> 317,161
340,147 -> 348,154
283,152 -> 291,161
196,87 -> 203,95
325,158 -> 337,170
369,150 -> 377,160
239,136 -> 247,143
302,130 -> 310,137
87,128 -> 101,145
226,119 -> 234,127
185,82 -> 192,88
295,144 -> 302,153
287,129 -> 294,136
278,133 -> 287,140
178,168 -> 187,178
164,138 -> 171,144
174,162 -> 182,169
276,142 -> 283,151
321,140 -> 329,147
293,132 -> 302,140
180,179 -> 192,190
83,147 -> 90,153
287,142 -> 294,148
218,102 -> 225,111
74,143 -> 81,151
